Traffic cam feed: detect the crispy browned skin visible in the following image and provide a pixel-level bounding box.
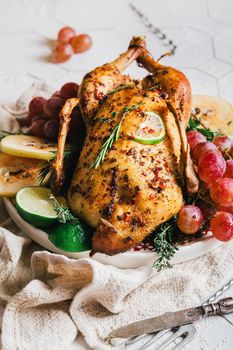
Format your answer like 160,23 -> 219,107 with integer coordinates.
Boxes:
68,37 -> 193,255
136,45 -> 198,195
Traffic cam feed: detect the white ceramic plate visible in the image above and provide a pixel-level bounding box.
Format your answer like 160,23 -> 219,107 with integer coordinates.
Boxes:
3,197 -> 223,269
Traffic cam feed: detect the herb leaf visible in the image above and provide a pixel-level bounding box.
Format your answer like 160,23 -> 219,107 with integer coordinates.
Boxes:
49,194 -> 79,224
187,114 -> 219,141
92,102 -> 143,169
153,216 -> 179,271
108,84 -> 132,95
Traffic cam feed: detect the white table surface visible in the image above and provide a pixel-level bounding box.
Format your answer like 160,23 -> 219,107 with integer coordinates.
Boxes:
0,0 -> 233,349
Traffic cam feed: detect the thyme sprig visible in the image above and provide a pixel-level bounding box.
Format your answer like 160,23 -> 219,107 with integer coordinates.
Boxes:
153,216 -> 179,271
49,194 -> 79,224
92,102 -> 143,169
187,114 -> 220,141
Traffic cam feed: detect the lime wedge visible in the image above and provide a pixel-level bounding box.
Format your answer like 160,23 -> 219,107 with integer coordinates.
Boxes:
130,112 -> 165,145
16,187 -> 65,228
48,222 -> 92,252
1,135 -> 57,160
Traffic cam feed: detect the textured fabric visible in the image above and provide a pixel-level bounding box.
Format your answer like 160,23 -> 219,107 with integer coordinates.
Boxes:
1,84 -> 233,350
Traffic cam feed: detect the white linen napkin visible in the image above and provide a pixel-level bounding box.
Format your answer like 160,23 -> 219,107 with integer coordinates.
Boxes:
0,84 -> 233,350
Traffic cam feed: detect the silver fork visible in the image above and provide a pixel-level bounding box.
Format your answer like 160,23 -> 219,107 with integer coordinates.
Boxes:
123,325 -> 196,350
120,278 -> 233,350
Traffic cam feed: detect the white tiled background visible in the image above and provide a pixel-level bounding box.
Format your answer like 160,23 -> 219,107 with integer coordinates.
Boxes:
0,0 -> 233,349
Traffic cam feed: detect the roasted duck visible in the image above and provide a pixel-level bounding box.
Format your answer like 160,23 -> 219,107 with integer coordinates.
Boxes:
55,36 -> 198,255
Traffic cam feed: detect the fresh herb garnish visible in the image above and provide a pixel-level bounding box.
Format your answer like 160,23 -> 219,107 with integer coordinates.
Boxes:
92,102 -> 143,169
187,114 -> 220,141
108,84 -> 132,95
49,194 -> 79,224
153,216 -> 179,271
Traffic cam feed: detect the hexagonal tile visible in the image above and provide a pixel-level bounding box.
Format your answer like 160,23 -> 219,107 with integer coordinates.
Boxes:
0,0 -> 58,32
149,26 -> 213,69
0,32 -> 66,83
0,71 -> 35,105
133,0 -> 208,26
199,58 -> 233,78
208,0 -> 233,25
182,68 -> 218,95
55,0 -> 139,29
214,28 -> 233,65
219,71 -> 233,105
191,18 -> 230,35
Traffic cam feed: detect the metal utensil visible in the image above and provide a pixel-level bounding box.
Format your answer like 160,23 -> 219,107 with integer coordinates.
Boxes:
111,297 -> 233,339
122,325 -> 196,350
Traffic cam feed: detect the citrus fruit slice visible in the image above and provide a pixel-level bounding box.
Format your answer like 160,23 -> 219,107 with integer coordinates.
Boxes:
48,222 -> 92,252
0,153 -> 48,197
1,135 -> 57,160
16,187 -> 65,227
130,112 -> 165,145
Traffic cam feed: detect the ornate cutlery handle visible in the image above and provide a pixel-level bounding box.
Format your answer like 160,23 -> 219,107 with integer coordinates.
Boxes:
203,297 -> 233,316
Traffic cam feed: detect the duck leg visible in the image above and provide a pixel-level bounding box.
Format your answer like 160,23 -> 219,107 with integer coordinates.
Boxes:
131,41 -> 199,195
51,97 -> 79,194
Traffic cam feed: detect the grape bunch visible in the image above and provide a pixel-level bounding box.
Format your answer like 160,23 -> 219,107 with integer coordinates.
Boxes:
177,130 -> 233,242
53,26 -> 92,63
26,82 -> 83,141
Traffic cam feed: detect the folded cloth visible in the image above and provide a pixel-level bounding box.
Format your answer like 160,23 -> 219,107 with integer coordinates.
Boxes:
1,84 -> 233,350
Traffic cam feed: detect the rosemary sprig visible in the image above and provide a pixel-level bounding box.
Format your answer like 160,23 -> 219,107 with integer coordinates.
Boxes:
108,84 -> 132,95
187,114 -> 220,141
49,194 -> 79,224
153,216 -> 179,271
92,102 -> 143,169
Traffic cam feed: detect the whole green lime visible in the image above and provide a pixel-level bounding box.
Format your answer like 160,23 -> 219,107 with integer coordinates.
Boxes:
48,222 -> 92,252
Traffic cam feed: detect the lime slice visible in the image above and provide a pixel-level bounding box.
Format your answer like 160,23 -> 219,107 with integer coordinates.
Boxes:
16,187 -> 64,228
130,112 -> 165,145
1,135 -> 57,160
48,222 -> 92,252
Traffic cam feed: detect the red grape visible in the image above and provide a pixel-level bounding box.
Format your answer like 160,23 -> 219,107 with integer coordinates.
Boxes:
31,115 -> 48,123
57,26 -> 76,43
230,147 -> 233,158
60,82 -> 79,99
29,97 -> 46,117
213,135 -> 232,153
224,159 -> 233,178
53,43 -> 73,63
216,203 -> 233,215
196,200 -> 216,221
43,119 -> 60,140
177,205 -> 204,234
44,97 -> 64,119
198,150 -> 226,183
192,141 -> 217,162
186,130 -> 207,150
52,91 -> 62,98
70,34 -> 92,53
210,177 -> 233,206
31,119 -> 47,137
210,211 -> 233,241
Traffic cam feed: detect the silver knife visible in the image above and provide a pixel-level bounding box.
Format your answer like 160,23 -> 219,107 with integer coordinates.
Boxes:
110,297 -> 233,338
